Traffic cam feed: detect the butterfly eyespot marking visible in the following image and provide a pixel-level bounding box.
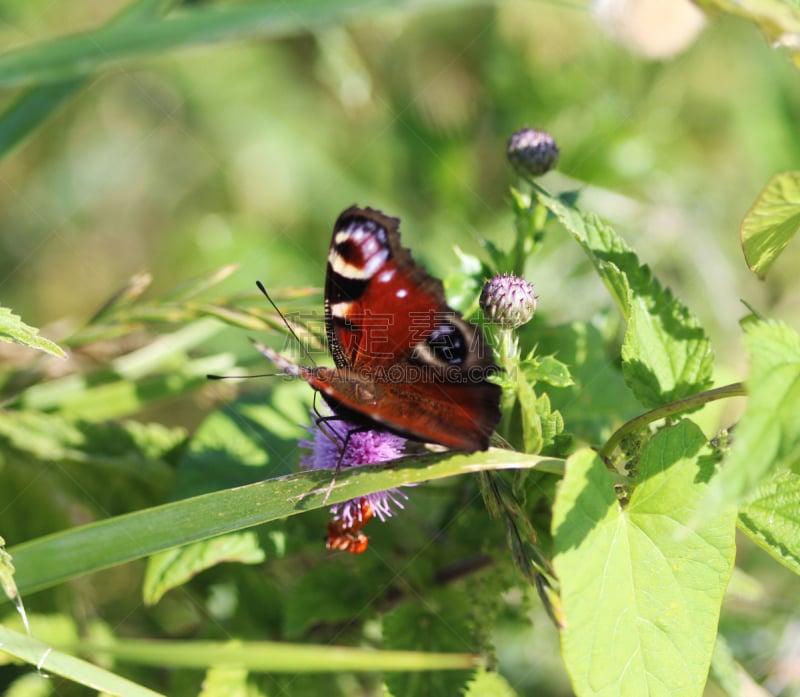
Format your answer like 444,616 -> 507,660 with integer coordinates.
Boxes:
412,318 -> 471,368
427,320 -> 468,365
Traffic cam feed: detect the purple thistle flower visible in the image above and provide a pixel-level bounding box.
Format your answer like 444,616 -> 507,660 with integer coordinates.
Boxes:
299,416 -> 410,523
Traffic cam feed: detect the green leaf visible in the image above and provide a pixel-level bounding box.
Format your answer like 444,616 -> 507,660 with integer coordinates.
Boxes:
87,272 -> 153,323
706,320 -> 800,511
533,320 -> 641,445
738,469 -> 800,576
384,591 -> 476,697
283,564 -> 374,639
202,665 -> 271,697
0,410 -> 185,466
170,389 -> 307,499
444,246 -> 487,314
0,0 -> 483,90
520,355 -> 574,388
700,0 -> 800,68
740,171 -> 800,278
537,392 -> 564,453
535,187 -> 714,408
464,668 -> 519,697
0,624 -> 165,697
17,319 -> 234,419
9,448 -> 561,594
198,665 -> 250,697
5,672 -> 52,697
0,0 -> 178,160
162,263 -> 239,302
0,412 -> 183,545
553,421 -> 737,697
0,535 -> 17,601
517,363 -> 565,455
143,532 -> 265,605
0,306 -> 66,358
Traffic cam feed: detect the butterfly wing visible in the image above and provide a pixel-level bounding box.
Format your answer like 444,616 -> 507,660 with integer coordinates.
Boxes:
319,206 -> 501,451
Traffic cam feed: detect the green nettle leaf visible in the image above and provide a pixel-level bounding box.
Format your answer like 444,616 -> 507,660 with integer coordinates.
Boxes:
283,564 -> 374,639
533,320 -> 641,444
707,320 -> 800,511
521,355 -> 574,388
383,591 -> 476,697
198,665 -> 250,697
0,411 -> 181,487
536,392 -> 564,451
738,470 -> 800,576
553,420 -> 737,697
170,388 -> 308,499
535,188 -> 714,408
740,171 -> 800,278
517,361 -> 566,454
0,306 -> 66,358
0,412 -> 183,543
143,531 -> 265,605
464,668 -> 519,697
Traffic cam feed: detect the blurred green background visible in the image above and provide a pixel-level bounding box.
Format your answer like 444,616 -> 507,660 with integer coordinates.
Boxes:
2,1 -> 800,694
2,0 -> 799,372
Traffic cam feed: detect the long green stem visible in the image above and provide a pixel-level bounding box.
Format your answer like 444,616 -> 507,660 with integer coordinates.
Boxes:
496,328 -> 518,442
511,197 -> 547,277
600,382 -> 747,459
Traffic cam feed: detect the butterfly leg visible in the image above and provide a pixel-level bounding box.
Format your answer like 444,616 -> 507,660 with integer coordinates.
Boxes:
312,413 -> 372,504
311,394 -> 344,450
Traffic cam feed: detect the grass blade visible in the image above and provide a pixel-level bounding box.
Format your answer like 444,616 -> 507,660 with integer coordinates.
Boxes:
0,0 -> 180,159
0,0 -> 477,89
0,625 -> 165,697
79,637 -> 476,672
10,448 -> 560,594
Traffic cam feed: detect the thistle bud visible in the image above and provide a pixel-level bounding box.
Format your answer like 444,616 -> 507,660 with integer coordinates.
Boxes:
507,128 -> 559,178
480,273 -> 538,329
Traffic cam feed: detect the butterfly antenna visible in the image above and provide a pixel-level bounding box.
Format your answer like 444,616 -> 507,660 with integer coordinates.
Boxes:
256,280 -> 317,367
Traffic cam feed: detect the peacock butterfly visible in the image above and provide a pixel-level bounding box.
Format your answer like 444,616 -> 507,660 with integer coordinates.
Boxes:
258,206 -> 502,452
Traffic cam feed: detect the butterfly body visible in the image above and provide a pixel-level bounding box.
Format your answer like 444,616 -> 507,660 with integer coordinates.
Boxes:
261,206 -> 501,452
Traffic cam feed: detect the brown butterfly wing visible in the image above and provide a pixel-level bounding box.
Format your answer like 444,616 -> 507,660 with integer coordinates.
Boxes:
316,206 -> 501,451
